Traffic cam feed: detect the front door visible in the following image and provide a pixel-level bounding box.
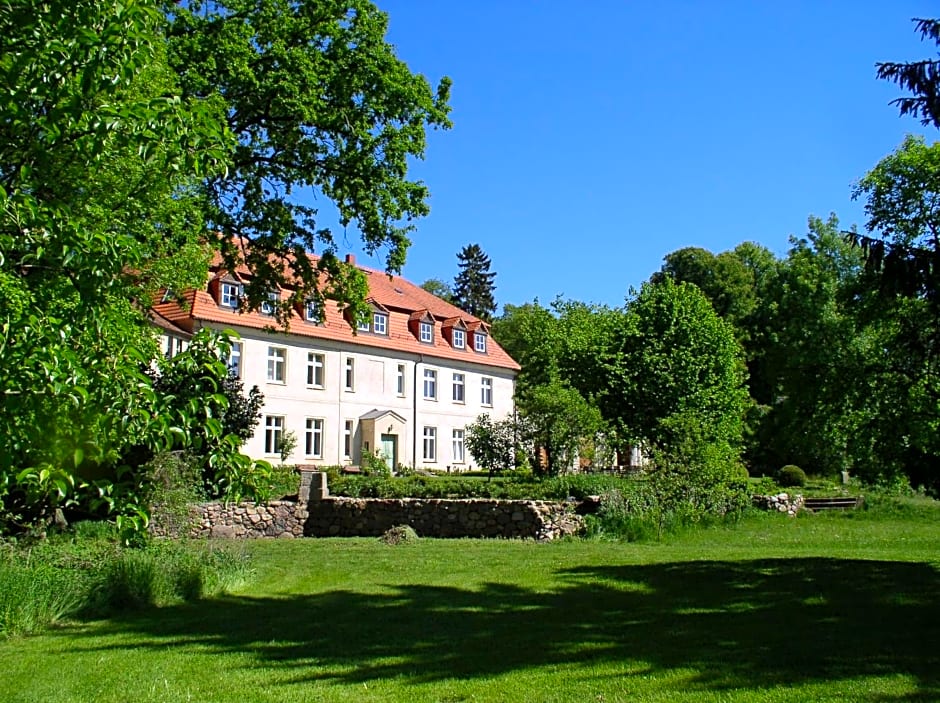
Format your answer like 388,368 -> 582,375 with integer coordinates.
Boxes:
380,434 -> 398,471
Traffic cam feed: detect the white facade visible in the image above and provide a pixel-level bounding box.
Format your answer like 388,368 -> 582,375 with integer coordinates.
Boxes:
153,254 -> 519,472
215,324 -> 515,470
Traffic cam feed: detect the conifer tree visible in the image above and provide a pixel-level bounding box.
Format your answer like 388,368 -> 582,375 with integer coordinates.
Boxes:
452,244 -> 497,321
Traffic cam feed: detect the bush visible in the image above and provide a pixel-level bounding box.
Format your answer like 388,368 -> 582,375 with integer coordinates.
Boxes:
327,473 -> 630,501
778,465 -> 807,487
379,525 -> 419,545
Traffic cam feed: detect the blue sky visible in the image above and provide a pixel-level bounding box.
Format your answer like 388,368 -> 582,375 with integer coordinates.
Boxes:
343,1 -> 939,311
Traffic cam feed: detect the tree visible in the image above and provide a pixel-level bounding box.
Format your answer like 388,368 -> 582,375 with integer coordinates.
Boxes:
876,18 -> 940,128
602,278 -> 748,468
163,0 -> 452,323
491,301 -> 561,393
420,278 -> 454,302
0,0 -> 231,533
452,243 -> 497,321
516,381 -> 605,476
465,414 -> 516,477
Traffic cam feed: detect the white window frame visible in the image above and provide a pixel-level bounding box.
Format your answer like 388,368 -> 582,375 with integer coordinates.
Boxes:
481,377 -> 493,406
261,290 -> 278,315
343,420 -> 354,459
396,364 -> 406,396
264,415 -> 284,455
307,352 -> 325,388
452,372 -> 465,403
227,341 -> 242,378
220,282 -> 242,309
423,368 -> 437,400
452,429 -> 465,464
452,328 -> 465,349
423,426 -> 437,462
373,312 -> 388,335
305,418 -> 324,458
304,300 -> 319,322
345,357 -> 355,391
267,346 -> 286,383
357,317 -> 371,333
420,321 -> 433,343
474,332 -> 487,353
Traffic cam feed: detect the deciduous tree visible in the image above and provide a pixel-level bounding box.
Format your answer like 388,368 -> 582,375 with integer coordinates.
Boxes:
163,0 -> 452,323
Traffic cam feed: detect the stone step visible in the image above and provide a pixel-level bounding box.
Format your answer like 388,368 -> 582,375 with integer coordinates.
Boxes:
803,496 -> 863,511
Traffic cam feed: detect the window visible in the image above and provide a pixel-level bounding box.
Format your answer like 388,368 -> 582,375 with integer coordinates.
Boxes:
396,364 -> 405,396
452,329 -> 465,349
343,420 -> 354,459
227,341 -> 242,378
261,290 -> 278,315
345,357 -> 355,391
304,300 -> 319,322
452,373 -> 465,403
423,368 -> 437,400
420,321 -> 433,343
220,282 -> 241,308
357,317 -> 371,333
423,426 -> 437,461
305,418 -> 324,458
474,332 -> 487,353
264,415 -> 284,454
164,335 -> 185,359
267,346 -> 286,383
481,377 -> 493,406
452,429 -> 465,464
373,312 -> 388,335
306,352 -> 325,388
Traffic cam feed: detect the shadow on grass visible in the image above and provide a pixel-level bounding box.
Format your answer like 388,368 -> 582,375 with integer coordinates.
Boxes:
68,558 -> 939,699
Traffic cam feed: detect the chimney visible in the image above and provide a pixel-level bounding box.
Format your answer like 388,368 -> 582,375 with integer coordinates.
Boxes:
345,253 -> 356,265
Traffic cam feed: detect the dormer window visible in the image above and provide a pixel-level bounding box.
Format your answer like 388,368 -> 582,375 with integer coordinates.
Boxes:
452,328 -> 465,349
304,300 -> 319,322
357,317 -> 371,333
373,312 -> 388,336
474,331 -> 487,353
220,282 -> 242,309
420,321 -> 433,343
261,290 -> 278,315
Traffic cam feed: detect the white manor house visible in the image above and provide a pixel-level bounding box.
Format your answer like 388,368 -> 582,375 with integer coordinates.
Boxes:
151,253 -> 519,472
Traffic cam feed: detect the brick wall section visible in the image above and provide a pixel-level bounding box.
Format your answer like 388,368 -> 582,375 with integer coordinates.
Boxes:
173,497 -> 581,541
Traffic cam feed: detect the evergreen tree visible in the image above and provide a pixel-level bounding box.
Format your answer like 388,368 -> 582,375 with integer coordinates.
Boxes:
452,244 -> 497,321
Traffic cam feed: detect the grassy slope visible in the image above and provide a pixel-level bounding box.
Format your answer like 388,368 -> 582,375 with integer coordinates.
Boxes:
1,509 -> 938,703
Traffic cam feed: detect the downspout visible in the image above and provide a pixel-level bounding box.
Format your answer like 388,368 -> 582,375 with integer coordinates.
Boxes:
413,354 -> 423,467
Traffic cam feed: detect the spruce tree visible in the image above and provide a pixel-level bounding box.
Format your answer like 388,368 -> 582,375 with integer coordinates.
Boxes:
452,244 -> 497,321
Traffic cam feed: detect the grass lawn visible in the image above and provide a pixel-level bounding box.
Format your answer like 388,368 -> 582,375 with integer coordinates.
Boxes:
1,508 -> 938,702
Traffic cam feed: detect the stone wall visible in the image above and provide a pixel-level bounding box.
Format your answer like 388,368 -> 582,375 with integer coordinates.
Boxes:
175,496 -> 581,541
753,492 -> 804,516
304,497 -> 581,540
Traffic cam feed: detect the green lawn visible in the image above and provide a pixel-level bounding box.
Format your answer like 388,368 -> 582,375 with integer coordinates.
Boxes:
2,510 -> 938,702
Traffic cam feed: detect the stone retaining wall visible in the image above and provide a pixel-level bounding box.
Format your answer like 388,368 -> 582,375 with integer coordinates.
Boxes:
176,496 -> 581,541
753,492 -> 804,516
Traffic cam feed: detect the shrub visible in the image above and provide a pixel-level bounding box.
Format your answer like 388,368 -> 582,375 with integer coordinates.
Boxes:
778,465 -> 807,487
379,525 -> 419,545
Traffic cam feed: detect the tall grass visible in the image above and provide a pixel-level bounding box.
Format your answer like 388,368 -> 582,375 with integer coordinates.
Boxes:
0,560 -> 87,637
0,524 -> 255,638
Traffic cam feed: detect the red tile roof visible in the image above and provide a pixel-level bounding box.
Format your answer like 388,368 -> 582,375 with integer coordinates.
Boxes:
152,255 -> 519,372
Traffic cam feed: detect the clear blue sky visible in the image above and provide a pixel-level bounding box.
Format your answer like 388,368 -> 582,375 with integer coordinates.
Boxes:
344,1 -> 939,311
